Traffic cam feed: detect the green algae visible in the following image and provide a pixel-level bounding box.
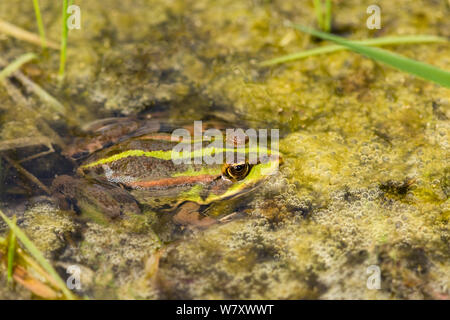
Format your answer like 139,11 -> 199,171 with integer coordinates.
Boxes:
0,0 -> 449,299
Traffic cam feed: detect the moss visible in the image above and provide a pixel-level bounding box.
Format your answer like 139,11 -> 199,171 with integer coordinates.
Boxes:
0,0 -> 449,299
74,221 -> 161,298
20,204 -> 77,258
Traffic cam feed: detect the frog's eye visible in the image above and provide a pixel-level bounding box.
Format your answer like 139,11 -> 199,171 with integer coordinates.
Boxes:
224,162 -> 250,181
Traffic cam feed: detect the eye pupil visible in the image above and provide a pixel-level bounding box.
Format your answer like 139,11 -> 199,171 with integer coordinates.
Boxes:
224,163 -> 249,181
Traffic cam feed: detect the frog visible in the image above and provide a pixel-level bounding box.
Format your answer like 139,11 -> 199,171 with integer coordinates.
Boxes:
51,117 -> 282,232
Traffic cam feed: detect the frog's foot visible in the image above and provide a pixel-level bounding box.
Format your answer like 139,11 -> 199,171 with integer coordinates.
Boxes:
51,175 -> 141,220
64,118 -> 160,160
218,211 -> 242,223
173,202 -> 217,229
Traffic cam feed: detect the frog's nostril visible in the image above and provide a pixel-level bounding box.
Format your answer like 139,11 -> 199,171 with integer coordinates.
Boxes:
72,151 -> 90,160
102,141 -> 114,149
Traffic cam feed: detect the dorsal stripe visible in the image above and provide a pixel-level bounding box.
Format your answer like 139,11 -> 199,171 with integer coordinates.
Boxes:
81,147 -> 279,169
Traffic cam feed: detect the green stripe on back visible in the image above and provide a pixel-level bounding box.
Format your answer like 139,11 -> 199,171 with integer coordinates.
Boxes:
81,147 -> 280,169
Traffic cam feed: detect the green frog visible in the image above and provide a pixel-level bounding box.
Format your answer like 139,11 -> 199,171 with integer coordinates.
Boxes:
51,118 -> 281,230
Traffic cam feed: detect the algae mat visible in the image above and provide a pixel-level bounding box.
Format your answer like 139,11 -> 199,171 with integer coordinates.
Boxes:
0,0 -> 448,299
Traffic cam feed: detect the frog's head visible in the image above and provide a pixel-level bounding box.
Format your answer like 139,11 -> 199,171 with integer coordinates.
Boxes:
175,148 -> 282,206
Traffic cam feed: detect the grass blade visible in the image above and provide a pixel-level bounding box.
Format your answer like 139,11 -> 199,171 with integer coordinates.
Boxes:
7,216 -> 17,284
32,0 -> 46,50
290,24 -> 450,88
58,0 -> 70,78
324,0 -> 332,32
260,35 -> 447,66
0,53 -> 38,82
313,0 -> 323,30
0,209 -> 76,299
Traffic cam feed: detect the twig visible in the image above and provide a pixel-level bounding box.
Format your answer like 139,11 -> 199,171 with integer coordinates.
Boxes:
0,137 -> 53,153
0,75 -> 66,148
1,154 -> 51,195
0,19 -> 59,50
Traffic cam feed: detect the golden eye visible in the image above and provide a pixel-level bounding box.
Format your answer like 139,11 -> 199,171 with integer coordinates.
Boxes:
224,162 -> 250,181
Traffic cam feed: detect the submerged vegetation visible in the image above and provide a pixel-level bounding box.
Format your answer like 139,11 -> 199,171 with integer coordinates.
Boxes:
0,0 -> 448,299
0,210 -> 76,299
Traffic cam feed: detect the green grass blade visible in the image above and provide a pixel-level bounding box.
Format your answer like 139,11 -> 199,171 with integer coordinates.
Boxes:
291,24 -> 450,88
58,0 -> 70,78
260,35 -> 446,66
354,35 -> 447,46
313,0 -> 323,31
32,0 -> 46,50
0,209 -> 76,299
7,216 -> 17,284
0,53 -> 38,81
324,0 -> 332,32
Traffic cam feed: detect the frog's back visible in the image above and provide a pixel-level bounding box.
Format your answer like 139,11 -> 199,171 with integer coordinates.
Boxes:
79,133 -> 224,191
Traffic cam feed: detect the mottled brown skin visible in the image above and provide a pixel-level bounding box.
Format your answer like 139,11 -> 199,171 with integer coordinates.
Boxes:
51,175 -> 141,219
64,118 -> 160,160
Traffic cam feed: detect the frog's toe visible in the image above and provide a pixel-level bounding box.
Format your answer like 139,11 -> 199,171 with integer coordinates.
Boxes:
173,202 -> 217,229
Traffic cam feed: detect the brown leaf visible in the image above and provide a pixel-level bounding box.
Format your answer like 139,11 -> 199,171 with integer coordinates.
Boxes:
12,265 -> 60,299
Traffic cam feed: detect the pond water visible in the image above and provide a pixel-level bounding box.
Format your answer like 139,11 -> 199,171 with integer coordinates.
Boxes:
0,0 -> 449,299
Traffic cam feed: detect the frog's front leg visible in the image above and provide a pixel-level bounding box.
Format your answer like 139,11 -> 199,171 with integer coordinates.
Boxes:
51,175 -> 141,221
173,202 -> 217,229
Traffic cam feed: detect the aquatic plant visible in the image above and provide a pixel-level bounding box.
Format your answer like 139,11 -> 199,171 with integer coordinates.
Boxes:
58,0 -> 72,78
291,25 -> 450,88
260,35 -> 446,66
32,0 -> 46,50
313,0 -> 332,32
262,24 -> 450,88
7,216 -> 17,285
0,209 -> 76,299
